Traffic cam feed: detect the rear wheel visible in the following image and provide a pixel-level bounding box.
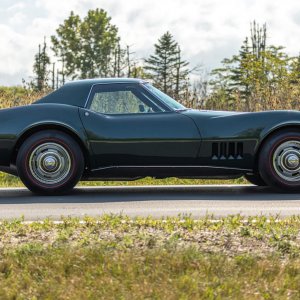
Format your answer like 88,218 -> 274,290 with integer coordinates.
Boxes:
258,130 -> 300,192
244,173 -> 266,186
16,130 -> 84,195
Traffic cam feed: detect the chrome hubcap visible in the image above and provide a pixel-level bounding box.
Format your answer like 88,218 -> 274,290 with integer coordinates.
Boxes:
273,141 -> 300,181
285,154 -> 299,169
29,143 -> 71,185
43,156 -> 58,171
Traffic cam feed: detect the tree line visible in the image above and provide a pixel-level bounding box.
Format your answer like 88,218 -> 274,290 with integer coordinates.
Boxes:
28,9 -> 300,112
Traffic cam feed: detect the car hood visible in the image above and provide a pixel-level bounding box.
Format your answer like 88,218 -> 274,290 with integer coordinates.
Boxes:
182,108 -> 300,120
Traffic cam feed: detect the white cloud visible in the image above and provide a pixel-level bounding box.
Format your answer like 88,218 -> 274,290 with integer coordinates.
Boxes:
7,2 -> 25,12
9,11 -> 26,25
1,0 -> 300,85
0,24 -> 32,75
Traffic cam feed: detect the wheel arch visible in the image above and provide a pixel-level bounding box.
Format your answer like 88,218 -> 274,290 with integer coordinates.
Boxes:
11,123 -> 90,169
253,124 -> 300,172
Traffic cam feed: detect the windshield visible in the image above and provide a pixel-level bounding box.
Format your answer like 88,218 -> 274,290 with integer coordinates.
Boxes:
144,83 -> 186,111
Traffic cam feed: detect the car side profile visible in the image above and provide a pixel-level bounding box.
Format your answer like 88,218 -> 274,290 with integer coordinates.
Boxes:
1,78 -> 300,194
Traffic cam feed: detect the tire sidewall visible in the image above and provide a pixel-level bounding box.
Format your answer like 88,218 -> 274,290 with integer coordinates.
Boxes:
244,173 -> 266,186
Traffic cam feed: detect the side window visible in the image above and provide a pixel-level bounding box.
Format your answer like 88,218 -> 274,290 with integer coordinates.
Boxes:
88,85 -> 163,114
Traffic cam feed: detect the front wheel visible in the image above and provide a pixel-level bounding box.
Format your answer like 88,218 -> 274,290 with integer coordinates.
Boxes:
258,130 -> 300,192
16,130 -> 84,195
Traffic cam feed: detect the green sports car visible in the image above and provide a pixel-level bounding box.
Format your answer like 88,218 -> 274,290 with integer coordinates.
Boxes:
0,78 -> 300,194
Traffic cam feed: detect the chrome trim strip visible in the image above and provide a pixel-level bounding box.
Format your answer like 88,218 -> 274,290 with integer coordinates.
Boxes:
90,165 -> 251,172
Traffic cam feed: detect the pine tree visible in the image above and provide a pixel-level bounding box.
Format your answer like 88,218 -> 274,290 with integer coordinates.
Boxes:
144,32 -> 189,98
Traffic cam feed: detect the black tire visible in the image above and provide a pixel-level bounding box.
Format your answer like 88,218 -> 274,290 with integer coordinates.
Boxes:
16,130 -> 84,195
258,130 -> 300,192
244,173 -> 266,186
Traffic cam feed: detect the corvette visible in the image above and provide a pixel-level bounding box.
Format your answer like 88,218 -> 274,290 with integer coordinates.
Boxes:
1,78 -> 300,194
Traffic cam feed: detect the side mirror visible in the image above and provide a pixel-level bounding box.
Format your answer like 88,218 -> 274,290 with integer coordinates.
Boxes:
139,104 -> 145,113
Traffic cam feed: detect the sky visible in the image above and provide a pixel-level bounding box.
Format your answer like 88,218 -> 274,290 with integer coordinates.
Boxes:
1,0 -> 300,86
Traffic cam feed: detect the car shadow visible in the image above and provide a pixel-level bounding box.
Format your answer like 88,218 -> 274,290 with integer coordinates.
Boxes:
0,185 -> 299,204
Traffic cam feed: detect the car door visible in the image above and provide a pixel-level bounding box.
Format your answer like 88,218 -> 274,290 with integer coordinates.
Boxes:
79,83 -> 201,168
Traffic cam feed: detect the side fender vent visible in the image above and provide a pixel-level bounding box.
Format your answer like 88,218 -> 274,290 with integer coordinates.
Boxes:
211,142 -> 244,160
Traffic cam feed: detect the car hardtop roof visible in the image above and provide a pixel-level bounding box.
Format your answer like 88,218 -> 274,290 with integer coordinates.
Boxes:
34,78 -> 148,108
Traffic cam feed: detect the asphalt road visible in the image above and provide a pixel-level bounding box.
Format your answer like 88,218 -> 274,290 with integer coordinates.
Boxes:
0,185 -> 300,220
0,186 -> 300,221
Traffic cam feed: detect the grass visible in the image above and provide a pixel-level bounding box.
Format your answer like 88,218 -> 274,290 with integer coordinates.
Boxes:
0,215 -> 299,299
0,171 -> 248,188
